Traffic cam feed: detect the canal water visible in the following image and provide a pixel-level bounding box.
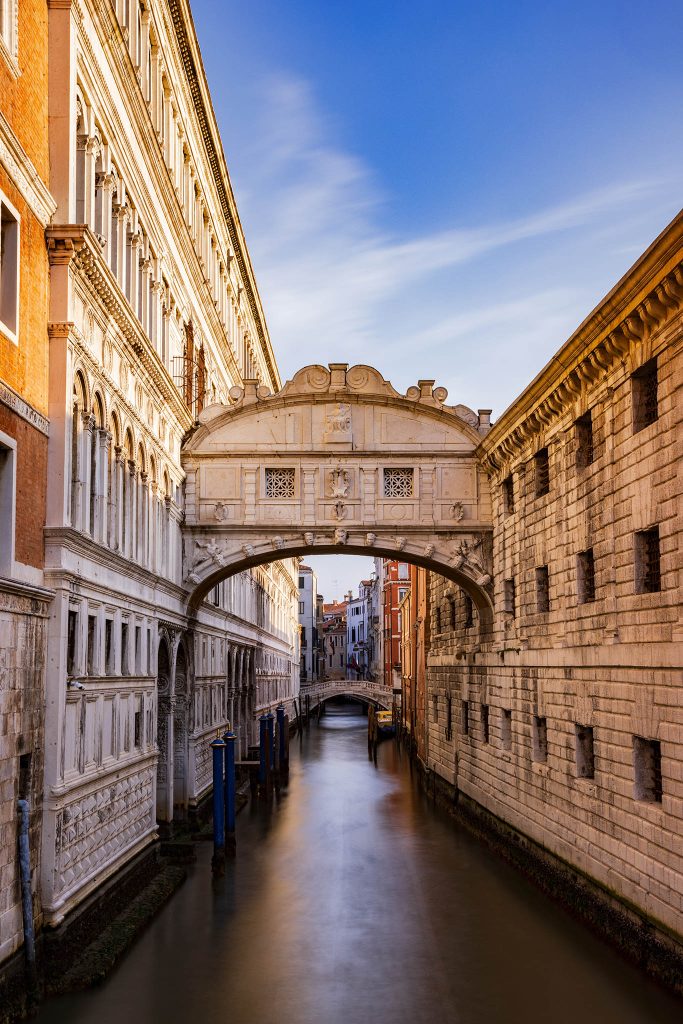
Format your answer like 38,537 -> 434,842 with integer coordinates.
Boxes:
35,705 -> 681,1024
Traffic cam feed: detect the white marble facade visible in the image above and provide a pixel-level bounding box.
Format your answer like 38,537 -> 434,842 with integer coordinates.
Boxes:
40,0 -> 298,926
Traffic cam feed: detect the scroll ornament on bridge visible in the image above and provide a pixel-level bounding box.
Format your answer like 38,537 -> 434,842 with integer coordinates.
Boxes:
186,538 -> 229,583
450,536 -> 491,586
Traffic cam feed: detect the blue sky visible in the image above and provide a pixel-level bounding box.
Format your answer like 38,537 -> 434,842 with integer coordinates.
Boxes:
191,0 -> 683,598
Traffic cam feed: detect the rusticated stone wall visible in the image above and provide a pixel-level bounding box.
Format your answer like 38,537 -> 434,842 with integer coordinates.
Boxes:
424,211 -> 683,947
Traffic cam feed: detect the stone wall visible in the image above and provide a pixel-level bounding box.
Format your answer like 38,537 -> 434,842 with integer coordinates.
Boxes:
425,211 -> 683,946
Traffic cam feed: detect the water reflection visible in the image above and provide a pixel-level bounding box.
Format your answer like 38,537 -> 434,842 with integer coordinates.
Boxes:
34,703 -> 681,1024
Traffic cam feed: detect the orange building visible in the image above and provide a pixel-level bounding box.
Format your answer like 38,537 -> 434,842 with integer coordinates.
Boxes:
380,559 -> 411,691
0,0 -> 55,981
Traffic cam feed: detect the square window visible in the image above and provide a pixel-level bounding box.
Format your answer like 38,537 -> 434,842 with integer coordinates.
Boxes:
435,606 -> 442,633
534,448 -> 550,497
577,548 -> 595,604
535,565 -> 550,613
633,736 -> 662,802
383,468 -> 414,498
576,411 -> 594,469
503,578 -> 516,616
0,195 -> 19,342
575,724 -> 595,779
463,594 -> 473,629
532,715 -> 548,763
632,358 -> 658,433
502,474 -> 514,515
634,527 -> 661,594
448,596 -> 456,628
265,467 -> 295,498
501,709 -> 512,751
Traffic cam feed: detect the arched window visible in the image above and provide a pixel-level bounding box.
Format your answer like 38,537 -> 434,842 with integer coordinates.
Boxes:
71,373 -> 89,530
122,429 -> 134,558
108,412 -> 120,550
90,393 -> 105,538
137,442 -> 147,564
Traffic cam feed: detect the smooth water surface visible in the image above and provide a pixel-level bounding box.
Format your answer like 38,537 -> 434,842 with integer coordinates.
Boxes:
35,705 -> 682,1024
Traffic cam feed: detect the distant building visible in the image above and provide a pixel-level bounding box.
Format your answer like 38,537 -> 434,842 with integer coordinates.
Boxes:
381,560 -> 411,693
322,598 -> 348,680
346,579 -> 374,680
298,564 -> 320,682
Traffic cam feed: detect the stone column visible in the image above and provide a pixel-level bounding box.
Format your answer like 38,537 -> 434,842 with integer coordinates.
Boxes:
127,229 -> 142,311
80,411 -> 95,534
139,471 -> 149,567
127,459 -> 137,561
95,428 -> 111,545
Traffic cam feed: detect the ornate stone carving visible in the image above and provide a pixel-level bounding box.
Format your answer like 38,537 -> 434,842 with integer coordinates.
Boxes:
214,502 -> 229,522
365,532 -> 377,547
334,529 -> 348,545
303,531 -> 315,545
242,543 -> 255,558
395,536 -> 407,550
332,501 -> 346,520
271,536 -> 285,550
449,502 -> 465,522
424,543 -> 436,558
330,466 -> 350,498
323,402 -> 352,442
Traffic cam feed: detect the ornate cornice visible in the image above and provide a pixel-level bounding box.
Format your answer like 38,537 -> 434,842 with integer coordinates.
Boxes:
0,378 -> 49,435
478,211 -> 683,474
46,224 -> 192,430
166,0 -> 281,392
0,109 -> 56,227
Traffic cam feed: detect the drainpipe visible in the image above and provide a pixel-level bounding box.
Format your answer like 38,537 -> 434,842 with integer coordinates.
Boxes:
17,800 -> 38,993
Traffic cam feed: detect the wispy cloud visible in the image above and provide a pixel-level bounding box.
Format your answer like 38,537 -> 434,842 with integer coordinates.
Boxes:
230,74 -> 672,414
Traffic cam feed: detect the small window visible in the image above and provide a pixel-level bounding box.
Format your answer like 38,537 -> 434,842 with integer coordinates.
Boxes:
576,411 -> 594,469
264,467 -> 295,498
501,709 -> 512,751
575,724 -> 595,779
503,578 -> 516,616
445,694 -> 452,741
105,619 -> 114,674
67,609 -> 78,675
633,736 -> 662,803
0,435 -> 16,574
535,566 -> 550,613
461,700 -> 469,736
86,614 -> 97,675
534,447 -> 550,497
532,716 -> 548,763
502,474 -> 514,515
577,548 -> 596,604
121,621 -> 129,674
634,527 -> 661,594
448,596 -> 456,628
299,601 -> 305,614
463,594 -> 473,629
383,468 -> 414,498
435,606 -> 442,633
18,752 -> 32,800
481,704 -> 490,743
397,562 -> 409,580
632,358 -> 658,433
432,693 -> 439,723
134,697 -> 143,748
0,195 -> 19,343
298,577 -> 305,588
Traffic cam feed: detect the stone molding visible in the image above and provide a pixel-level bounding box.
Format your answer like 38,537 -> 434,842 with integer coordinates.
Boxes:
0,378 -> 50,435
0,108 -> 56,226
479,212 -> 683,473
47,224 -> 192,429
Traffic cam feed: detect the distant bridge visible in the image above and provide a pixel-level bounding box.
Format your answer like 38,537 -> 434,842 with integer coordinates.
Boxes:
300,680 -> 394,712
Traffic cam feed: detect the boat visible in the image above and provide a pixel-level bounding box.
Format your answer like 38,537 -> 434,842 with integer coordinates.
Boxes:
375,710 -> 395,738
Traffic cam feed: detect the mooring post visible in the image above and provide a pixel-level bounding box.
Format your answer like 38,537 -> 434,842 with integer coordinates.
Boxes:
223,730 -> 237,854
276,704 -> 286,773
211,738 -> 226,873
258,714 -> 268,793
266,712 -> 275,782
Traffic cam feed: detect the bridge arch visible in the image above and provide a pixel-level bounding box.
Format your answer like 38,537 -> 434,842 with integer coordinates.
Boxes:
181,363 -> 494,631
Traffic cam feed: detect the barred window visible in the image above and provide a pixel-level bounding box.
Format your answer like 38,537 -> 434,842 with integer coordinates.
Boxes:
448,596 -> 456,628
503,578 -> 516,616
461,700 -> 469,736
632,358 -> 658,433
481,703 -> 490,743
634,527 -> 661,594
534,448 -> 550,497
383,468 -> 414,497
532,716 -> 548,763
577,548 -> 595,604
535,565 -> 550,613
463,594 -> 473,629
575,724 -> 595,779
633,736 -> 662,803
502,474 -> 514,515
576,410 -> 594,469
265,467 -> 295,498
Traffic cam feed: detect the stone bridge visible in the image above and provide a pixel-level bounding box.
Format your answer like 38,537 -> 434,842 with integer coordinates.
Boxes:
301,680 -> 393,711
181,363 -> 494,622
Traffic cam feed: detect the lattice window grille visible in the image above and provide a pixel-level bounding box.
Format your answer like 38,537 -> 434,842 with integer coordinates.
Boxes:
383,468 -> 414,498
265,468 -> 295,499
